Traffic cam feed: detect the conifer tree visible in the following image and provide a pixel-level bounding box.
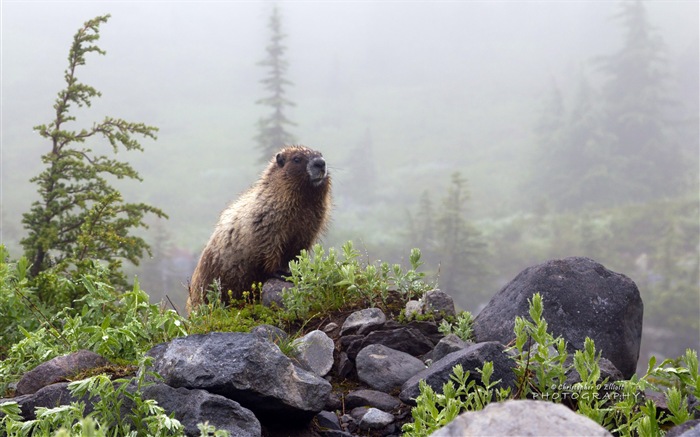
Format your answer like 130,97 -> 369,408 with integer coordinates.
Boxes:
434,172 -> 489,305
255,6 -> 296,162
597,0 -> 685,201
21,15 -> 167,291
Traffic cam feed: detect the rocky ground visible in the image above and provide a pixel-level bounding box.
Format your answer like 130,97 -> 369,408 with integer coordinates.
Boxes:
3,256 -> 698,437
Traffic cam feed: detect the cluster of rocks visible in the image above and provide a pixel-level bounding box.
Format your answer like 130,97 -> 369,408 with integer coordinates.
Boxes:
4,256 -> 696,437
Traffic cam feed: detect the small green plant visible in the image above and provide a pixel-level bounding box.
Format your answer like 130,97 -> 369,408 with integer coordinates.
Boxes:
197,421 -> 231,436
0,264 -> 187,396
437,311 -> 474,342
1,356 -> 184,436
402,362 -> 510,437
283,241 -> 431,319
187,281 -> 286,335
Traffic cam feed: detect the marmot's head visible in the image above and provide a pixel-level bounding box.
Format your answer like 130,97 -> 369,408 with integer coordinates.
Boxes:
273,145 -> 329,190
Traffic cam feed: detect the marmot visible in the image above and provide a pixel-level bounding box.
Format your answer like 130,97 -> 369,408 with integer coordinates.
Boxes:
187,145 -> 332,311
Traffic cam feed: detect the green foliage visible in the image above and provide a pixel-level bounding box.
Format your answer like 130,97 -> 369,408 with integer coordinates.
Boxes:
402,362 -> 511,437
21,14 -> 166,297
437,311 -> 474,342
510,293 -> 569,399
0,247 -> 44,356
187,282 -> 286,335
1,357 -> 184,436
283,241 -> 431,319
255,5 -> 296,161
197,421 -> 231,436
0,257 -> 187,396
405,293 -> 699,436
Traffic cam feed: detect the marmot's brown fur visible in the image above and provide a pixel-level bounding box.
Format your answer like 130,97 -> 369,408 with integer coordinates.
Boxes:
187,145 -> 331,311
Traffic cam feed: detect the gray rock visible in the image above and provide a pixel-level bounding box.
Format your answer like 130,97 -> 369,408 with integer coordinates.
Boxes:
340,308 -> 386,336
13,382 -> 75,420
323,322 -> 339,334
345,389 -> 401,411
405,300 -> 423,318
406,320 -> 444,344
261,278 -> 290,307
250,324 -> 288,343
361,327 -> 435,357
400,341 -> 516,405
335,352 -> 353,379
472,257 -> 643,378
316,410 -> 341,430
147,332 -> 331,420
358,407 -> 394,430
142,383 -> 260,437
423,289 -> 456,318
431,399 -> 611,436
666,419 -> 700,437
432,334 -> 469,362
350,406 -> 370,421
16,350 -> 109,395
356,344 -> 426,393
291,330 -> 335,377
339,334 -> 365,360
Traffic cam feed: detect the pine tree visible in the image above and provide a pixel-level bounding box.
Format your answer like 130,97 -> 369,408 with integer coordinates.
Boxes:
21,15 -> 167,292
255,6 -> 296,162
597,0 -> 685,202
434,172 -> 490,305
527,79 -> 568,211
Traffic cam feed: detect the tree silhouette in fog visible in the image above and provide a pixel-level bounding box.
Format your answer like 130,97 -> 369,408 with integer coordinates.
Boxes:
597,0 -> 686,202
528,0 -> 688,211
255,5 -> 296,162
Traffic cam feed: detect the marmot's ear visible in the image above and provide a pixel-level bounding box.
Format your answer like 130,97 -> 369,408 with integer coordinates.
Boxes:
276,153 -> 285,167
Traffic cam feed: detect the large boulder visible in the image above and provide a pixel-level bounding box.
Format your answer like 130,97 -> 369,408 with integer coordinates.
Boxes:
431,399 -> 611,436
142,383 -> 261,437
400,341 -> 515,405
472,257 -> 643,378
147,332 -> 331,420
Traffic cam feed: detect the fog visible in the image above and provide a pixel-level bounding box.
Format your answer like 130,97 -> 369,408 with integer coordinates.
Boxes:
1,1 -> 698,363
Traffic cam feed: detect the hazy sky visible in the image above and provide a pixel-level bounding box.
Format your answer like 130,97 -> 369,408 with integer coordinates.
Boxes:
1,0 -> 698,251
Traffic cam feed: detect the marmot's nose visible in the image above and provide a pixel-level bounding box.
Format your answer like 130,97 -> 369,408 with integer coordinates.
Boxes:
311,157 -> 326,172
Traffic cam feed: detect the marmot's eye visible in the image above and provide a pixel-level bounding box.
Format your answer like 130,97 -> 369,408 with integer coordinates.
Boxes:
293,156 -> 302,164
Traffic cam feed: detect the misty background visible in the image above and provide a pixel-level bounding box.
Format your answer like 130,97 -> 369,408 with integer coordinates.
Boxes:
1,1 -> 698,369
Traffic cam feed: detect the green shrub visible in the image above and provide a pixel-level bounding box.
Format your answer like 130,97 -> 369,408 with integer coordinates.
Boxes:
404,293 -> 699,436
283,241 -> 431,319
0,261 -> 187,396
437,311 -> 474,342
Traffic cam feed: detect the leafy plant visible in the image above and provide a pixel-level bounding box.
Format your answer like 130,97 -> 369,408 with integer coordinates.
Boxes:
1,356 -> 184,436
437,311 -> 474,342
405,293 -> 699,436
402,362 -> 510,437
0,262 -> 187,396
509,293 -> 569,400
283,241 -> 431,319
